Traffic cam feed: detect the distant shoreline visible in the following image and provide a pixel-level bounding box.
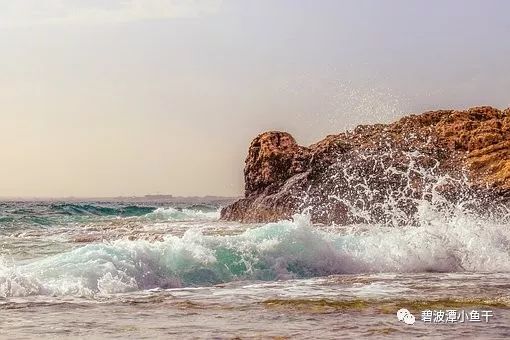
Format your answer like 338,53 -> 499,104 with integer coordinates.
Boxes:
0,195 -> 240,204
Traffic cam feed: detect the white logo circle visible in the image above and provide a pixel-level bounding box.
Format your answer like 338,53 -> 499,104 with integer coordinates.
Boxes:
396,308 -> 415,325
403,313 -> 416,325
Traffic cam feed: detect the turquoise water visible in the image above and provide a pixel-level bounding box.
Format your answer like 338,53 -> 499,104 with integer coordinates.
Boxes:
1,201 -> 509,338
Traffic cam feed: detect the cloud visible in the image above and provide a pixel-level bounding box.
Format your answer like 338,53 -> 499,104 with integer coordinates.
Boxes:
0,0 -> 223,27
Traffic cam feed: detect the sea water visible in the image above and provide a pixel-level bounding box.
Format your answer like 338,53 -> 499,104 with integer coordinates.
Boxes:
0,200 -> 509,339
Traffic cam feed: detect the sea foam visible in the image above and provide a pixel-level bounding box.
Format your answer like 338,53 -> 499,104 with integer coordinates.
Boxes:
144,207 -> 221,221
1,202 -> 509,297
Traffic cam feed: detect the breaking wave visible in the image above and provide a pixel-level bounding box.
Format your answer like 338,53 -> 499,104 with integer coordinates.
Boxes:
143,207 -> 221,221
0,203 -> 221,229
1,205 -> 509,297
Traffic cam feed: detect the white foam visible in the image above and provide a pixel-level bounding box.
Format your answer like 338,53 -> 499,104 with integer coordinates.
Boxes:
144,207 -> 220,221
1,205 -> 509,298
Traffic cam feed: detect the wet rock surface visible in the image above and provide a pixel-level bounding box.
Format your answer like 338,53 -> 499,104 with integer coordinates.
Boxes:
221,106 -> 510,225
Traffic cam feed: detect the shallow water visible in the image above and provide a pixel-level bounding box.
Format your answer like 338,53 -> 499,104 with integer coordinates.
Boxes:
1,201 -> 509,339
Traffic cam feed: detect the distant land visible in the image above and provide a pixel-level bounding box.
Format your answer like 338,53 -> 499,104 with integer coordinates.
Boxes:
0,195 -> 239,205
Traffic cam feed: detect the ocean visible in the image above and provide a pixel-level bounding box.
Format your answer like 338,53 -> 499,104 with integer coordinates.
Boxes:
1,200 -> 509,339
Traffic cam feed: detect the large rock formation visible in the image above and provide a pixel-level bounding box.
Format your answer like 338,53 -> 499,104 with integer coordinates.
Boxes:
221,106 -> 510,225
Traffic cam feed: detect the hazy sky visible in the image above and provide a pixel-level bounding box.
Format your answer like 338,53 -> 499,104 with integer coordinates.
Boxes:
1,0 -> 509,197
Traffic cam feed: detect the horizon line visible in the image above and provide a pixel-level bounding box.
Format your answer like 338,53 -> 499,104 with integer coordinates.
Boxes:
0,194 -> 240,201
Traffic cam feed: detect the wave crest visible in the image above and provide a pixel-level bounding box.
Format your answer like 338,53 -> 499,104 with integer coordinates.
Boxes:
1,208 -> 509,297
143,207 -> 220,221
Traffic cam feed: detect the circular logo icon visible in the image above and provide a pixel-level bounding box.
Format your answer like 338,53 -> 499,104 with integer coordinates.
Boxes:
397,308 -> 415,325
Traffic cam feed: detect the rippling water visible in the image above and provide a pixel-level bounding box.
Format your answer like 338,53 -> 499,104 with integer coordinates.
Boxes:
1,201 -> 509,339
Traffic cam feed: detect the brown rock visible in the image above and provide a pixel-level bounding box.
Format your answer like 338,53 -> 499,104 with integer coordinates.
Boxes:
221,106 -> 510,225
244,131 -> 311,197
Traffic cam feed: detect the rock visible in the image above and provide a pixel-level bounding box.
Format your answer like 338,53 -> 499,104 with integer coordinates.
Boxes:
221,106 -> 510,225
243,131 -> 311,197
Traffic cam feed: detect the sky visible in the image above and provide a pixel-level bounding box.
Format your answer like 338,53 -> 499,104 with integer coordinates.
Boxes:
1,0 -> 509,198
